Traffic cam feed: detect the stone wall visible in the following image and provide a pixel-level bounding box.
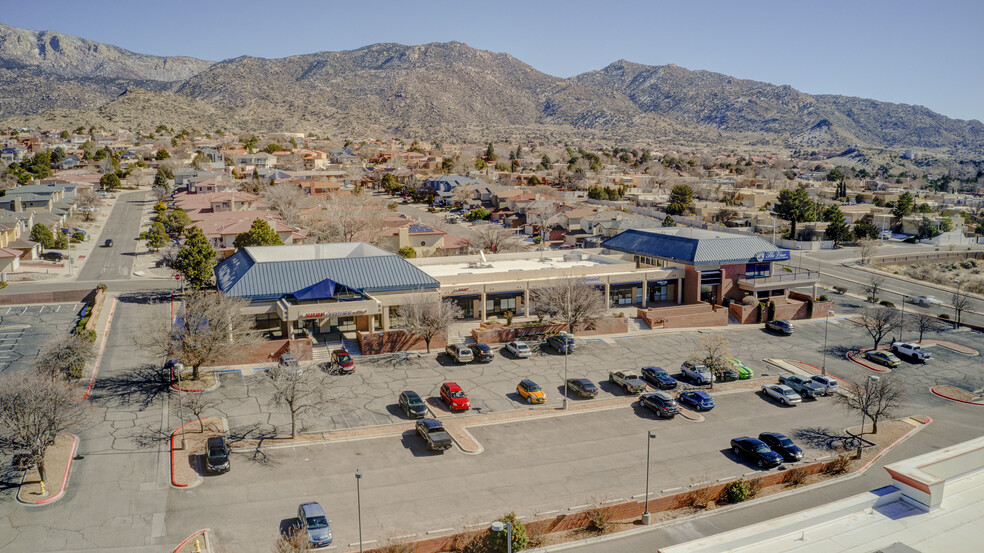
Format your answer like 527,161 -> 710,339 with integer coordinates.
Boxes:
0,287 -> 97,306
358,330 -> 449,355
638,304 -> 729,329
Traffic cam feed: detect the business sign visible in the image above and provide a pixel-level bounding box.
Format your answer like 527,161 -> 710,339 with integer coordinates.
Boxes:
301,312 -> 326,319
654,280 -> 668,286
301,309 -> 368,319
577,277 -> 601,284
754,250 -> 791,262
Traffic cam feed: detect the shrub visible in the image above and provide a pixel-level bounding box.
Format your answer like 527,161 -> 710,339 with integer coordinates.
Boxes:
586,503 -> 617,534
741,295 -> 758,306
139,231 -> 148,240
767,300 -> 776,322
0,281 -> 6,289
818,294 -> 829,301
833,285 -> 847,294
824,453 -> 853,475
747,478 -> 764,498
724,480 -> 751,504
487,512 -> 527,552
76,328 -> 97,343
960,259 -> 977,269
756,303 -> 764,323
504,310 -> 513,326
96,283 -> 108,292
939,313 -> 950,319
783,467 -> 810,487
879,300 -> 896,308
71,231 -> 85,242
683,478 -> 715,510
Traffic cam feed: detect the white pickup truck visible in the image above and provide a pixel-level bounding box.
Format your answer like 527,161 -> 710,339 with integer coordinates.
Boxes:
891,342 -> 933,362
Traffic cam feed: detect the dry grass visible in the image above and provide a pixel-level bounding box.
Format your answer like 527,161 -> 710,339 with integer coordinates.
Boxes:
782,467 -> 810,487
586,500 -> 618,534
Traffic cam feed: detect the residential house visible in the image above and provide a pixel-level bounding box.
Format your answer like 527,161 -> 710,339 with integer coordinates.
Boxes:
377,222 -> 471,257
234,152 -> 277,168
174,191 -> 265,216
188,211 -> 303,257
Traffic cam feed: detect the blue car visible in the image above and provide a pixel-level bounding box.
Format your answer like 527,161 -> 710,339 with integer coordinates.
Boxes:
678,390 -> 714,411
641,367 -> 678,390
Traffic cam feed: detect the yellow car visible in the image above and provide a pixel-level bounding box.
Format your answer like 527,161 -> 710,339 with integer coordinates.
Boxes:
517,379 -> 546,404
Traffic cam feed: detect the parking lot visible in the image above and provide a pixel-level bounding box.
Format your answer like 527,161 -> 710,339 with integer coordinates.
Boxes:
0,302 -> 85,374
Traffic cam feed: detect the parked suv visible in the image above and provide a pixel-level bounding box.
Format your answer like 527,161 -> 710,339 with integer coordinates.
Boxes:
765,320 -> 794,335
297,502 -> 333,547
40,251 -> 64,262
545,333 -> 576,354
640,392 -> 680,418
205,436 -> 231,473
445,344 -> 474,364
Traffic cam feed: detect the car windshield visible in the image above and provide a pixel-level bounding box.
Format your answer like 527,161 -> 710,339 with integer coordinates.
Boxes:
779,438 -> 795,447
306,516 -> 329,530
449,391 -> 465,398
336,354 -> 352,363
408,398 -> 424,406
526,384 -> 541,392
753,444 -> 771,454
517,344 -> 530,351
208,446 -> 226,457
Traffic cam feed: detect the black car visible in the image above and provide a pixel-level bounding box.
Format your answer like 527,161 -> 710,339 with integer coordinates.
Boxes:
104,239 -> 114,247
40,251 -> 64,261
730,436 -> 784,469
398,391 -> 428,419
205,436 -> 231,473
641,367 -> 677,390
758,432 -> 804,462
565,378 -> 598,399
546,334 -> 576,354
469,344 -> 495,362
640,392 -> 680,418
765,320 -> 794,335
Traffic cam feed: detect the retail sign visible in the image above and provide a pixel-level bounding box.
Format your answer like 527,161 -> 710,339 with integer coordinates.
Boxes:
655,280 -> 668,286
754,250 -> 790,262
578,277 -> 601,284
301,312 -> 326,319
326,309 -> 368,317
453,287 -> 471,293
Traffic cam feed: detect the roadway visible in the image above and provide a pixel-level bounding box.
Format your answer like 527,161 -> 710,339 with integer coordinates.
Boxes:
76,190 -> 150,281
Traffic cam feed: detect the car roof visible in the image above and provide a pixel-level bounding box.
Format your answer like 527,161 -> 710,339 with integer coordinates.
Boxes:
775,384 -> 794,391
300,502 -> 325,516
471,343 -> 491,350
512,340 -> 528,346
207,436 -> 226,446
642,366 -> 666,372
759,432 -> 787,440
520,379 -> 537,387
573,378 -> 593,385
443,382 -> 462,391
652,391 -> 674,400
333,349 -> 349,355
402,390 -> 420,399
419,418 -> 443,429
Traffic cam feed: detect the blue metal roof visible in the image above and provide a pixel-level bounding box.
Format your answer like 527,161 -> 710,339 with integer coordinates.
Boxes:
214,244 -> 440,301
603,228 -> 788,267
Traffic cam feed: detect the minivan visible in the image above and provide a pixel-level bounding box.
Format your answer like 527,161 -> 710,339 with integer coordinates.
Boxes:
297,502 -> 333,547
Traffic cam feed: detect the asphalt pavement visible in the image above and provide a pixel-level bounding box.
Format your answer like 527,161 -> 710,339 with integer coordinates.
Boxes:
76,190 -> 150,281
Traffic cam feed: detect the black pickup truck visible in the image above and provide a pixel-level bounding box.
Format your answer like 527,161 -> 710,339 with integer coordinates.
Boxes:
416,418 -> 453,451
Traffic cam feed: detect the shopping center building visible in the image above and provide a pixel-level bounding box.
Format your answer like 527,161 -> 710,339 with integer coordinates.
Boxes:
212,228 -> 825,342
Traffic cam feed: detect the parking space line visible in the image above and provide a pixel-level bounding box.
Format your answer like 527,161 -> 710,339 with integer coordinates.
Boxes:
38,306 -> 45,313
4,308 -> 11,315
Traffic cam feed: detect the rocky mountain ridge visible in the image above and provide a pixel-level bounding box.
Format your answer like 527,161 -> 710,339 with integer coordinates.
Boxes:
0,24 -> 980,153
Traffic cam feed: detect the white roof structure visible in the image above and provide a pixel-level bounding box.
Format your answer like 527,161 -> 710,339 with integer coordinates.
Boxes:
661,436 -> 984,553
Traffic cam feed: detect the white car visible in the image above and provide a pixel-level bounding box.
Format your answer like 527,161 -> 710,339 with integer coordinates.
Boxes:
681,361 -> 712,385
810,375 -> 840,395
891,342 -> 933,362
762,384 -> 802,405
911,295 -> 942,307
504,340 -> 532,358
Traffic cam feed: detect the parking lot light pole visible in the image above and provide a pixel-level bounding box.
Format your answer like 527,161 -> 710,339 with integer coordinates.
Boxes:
899,293 -> 906,342
642,430 -> 657,525
821,310 -> 830,376
355,469 -> 363,553
563,342 -> 569,410
953,279 -> 962,329
491,521 -> 512,553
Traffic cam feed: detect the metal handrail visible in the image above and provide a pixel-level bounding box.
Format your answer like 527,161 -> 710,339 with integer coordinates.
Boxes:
737,268 -> 818,284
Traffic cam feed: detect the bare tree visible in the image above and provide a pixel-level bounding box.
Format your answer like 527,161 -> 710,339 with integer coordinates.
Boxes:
303,190 -> 387,244
835,374 -> 905,434
136,290 -> 258,381
398,292 -> 464,353
273,525 -> 312,553
690,333 -> 731,386
268,364 -> 332,439
857,240 -> 878,265
261,184 -> 308,226
951,290 -> 972,326
75,188 -> 101,222
0,373 -> 90,483
862,275 -> 884,303
531,278 -> 607,333
34,334 -> 94,381
855,306 -> 902,349
183,392 -> 221,433
908,313 -> 948,343
473,224 -> 522,253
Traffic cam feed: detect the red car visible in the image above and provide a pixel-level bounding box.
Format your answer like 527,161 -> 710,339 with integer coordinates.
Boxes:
331,349 -> 355,373
440,382 -> 470,412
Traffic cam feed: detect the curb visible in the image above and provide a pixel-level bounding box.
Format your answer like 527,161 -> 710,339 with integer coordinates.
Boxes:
172,528 -> 212,553
170,419 -> 204,489
17,433 -> 79,506
82,296 -> 118,400
856,417 -> 932,473
930,386 -> 984,406
845,349 -> 891,372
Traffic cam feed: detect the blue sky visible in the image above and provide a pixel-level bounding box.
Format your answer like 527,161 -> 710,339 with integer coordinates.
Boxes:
4,0 -> 983,122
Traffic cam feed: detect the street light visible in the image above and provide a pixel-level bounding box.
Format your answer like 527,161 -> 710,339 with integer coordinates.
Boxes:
355,469 -> 364,553
821,309 -> 832,376
954,279 -> 962,329
857,375 -> 879,457
491,520 -> 513,553
641,430 -> 657,525
899,292 -> 907,342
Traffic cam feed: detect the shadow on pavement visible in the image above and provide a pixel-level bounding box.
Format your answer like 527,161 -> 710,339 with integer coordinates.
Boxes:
89,363 -> 170,411
400,430 -> 449,457
793,426 -> 853,451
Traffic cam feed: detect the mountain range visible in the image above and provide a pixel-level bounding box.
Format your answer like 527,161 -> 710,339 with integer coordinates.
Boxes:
1,23 -> 981,154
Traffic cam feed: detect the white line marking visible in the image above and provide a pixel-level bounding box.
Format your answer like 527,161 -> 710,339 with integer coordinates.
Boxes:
425,528 -> 454,535
569,504 -> 590,511
717,476 -> 738,482
661,487 -> 683,493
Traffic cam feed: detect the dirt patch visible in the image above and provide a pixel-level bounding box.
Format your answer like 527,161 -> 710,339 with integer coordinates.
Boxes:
173,369 -> 217,392
932,385 -> 984,404
17,433 -> 77,504
172,417 -> 225,487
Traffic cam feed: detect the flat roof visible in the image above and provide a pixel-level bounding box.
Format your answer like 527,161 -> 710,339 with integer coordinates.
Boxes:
416,254 -> 618,278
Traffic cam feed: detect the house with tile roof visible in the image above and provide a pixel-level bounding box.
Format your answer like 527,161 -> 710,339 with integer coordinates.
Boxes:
188,211 -> 303,256
377,222 -> 471,257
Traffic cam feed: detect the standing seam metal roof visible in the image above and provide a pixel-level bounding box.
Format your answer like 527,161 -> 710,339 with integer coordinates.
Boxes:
215,244 -> 440,300
602,228 -> 784,266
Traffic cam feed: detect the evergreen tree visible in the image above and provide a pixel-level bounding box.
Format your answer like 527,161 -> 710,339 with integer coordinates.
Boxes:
233,219 -> 284,249
483,142 -> 497,162
165,209 -> 192,236
773,188 -> 813,237
99,172 -> 121,191
146,222 -> 168,252
823,205 -> 851,245
30,223 -> 54,249
662,215 -> 677,227
155,148 -> 171,160
853,219 -> 879,240
667,184 -> 694,215
174,227 -> 216,289
892,191 -> 915,220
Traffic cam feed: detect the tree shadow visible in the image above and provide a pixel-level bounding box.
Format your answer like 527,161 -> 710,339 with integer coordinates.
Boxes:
792,426 -> 851,451
825,344 -> 857,359
88,363 -> 170,411
116,291 -> 176,305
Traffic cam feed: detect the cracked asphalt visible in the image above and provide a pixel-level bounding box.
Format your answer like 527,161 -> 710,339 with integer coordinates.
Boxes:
0,302 -> 86,375
3,290 -> 984,552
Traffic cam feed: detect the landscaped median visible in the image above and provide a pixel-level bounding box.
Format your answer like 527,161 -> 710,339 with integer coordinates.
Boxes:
931,385 -> 984,405
16,433 -> 79,505
847,340 -> 979,373
170,417 -> 226,488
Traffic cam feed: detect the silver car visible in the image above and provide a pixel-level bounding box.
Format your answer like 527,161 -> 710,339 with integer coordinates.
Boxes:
297,502 -> 332,547
505,340 -> 532,358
